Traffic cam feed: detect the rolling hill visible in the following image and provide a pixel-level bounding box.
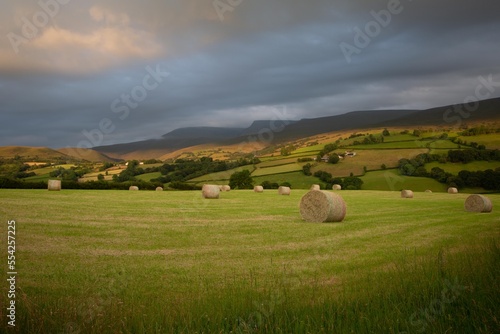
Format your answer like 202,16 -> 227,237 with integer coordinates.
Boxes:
0,146 -> 69,161
0,146 -> 119,163
93,97 -> 500,160
57,148 -> 120,162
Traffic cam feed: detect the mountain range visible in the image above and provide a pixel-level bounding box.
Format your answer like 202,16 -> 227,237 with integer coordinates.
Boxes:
1,97 -> 498,162
93,97 -> 500,159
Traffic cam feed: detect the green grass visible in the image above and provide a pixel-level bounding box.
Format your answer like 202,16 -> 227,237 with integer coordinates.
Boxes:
135,172 -> 161,182
346,140 -> 428,150
0,189 -> 498,333
257,157 -> 306,168
456,134 -> 500,149
382,134 -> 418,142
23,174 -> 51,183
428,140 -> 461,149
361,169 -> 448,192
31,164 -> 75,175
252,171 -> 319,189
311,149 -> 428,177
252,163 -> 305,177
190,165 -> 255,183
425,161 -> 500,174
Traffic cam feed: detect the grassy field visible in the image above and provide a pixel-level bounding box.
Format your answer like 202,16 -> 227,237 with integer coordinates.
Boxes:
252,171 -> 319,189
456,134 -> 500,149
252,163 -> 305,177
190,165 -> 256,183
361,169 -> 448,192
0,189 -> 498,333
311,149 -> 428,177
135,172 -> 162,182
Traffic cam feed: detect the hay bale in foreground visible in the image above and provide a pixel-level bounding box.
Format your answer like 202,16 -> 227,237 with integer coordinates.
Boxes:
155,187 -> 163,191
278,186 -> 291,195
299,190 -> 346,223
129,186 -> 139,191
401,190 -> 414,198
220,185 -> 231,192
448,187 -> 458,194
202,184 -> 220,199
48,179 -> 61,191
332,184 -> 342,190
464,194 -> 493,213
254,186 -> 264,193
310,184 -> 320,191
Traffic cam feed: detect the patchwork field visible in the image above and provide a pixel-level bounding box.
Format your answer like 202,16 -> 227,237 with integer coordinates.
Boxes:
0,189 -> 498,333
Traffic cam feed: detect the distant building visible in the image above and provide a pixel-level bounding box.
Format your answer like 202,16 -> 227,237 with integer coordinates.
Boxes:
345,151 -> 357,157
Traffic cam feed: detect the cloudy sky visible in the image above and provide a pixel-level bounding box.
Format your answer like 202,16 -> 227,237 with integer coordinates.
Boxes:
1,0 -> 499,148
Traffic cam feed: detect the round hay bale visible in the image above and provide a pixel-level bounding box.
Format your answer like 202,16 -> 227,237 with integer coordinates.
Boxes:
202,184 -> 220,199
425,189 -> 432,193
464,194 -> 493,213
299,190 -> 347,223
155,187 -> 163,191
448,187 -> 458,194
401,190 -> 413,198
221,185 -> 231,192
129,186 -> 139,191
278,186 -> 291,195
48,179 -> 61,191
254,185 -> 264,193
310,184 -> 320,191
332,184 -> 342,190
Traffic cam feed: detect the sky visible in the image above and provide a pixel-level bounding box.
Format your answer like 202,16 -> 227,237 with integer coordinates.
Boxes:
1,0 -> 499,149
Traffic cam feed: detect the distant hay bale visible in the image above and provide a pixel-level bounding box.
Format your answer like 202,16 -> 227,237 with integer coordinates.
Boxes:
129,186 -> 139,191
299,190 -> 347,223
401,190 -> 414,198
220,185 -> 231,192
464,194 -> 493,213
47,179 -> 61,191
278,186 -> 291,195
254,186 -> 264,193
310,184 -> 320,191
448,187 -> 458,194
425,189 -> 433,193
332,184 -> 342,190
202,184 -> 220,199
155,187 -> 163,191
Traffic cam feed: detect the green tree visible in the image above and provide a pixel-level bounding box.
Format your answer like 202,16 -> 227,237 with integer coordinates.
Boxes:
328,154 -> 340,164
229,170 -> 254,189
97,174 -> 105,181
302,163 -> 312,176
382,128 -> 390,136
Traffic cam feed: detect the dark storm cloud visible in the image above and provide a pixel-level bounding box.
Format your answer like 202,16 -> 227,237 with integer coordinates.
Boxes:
0,0 -> 499,147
